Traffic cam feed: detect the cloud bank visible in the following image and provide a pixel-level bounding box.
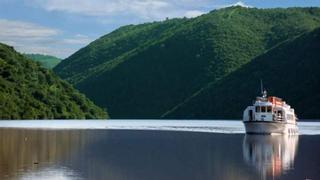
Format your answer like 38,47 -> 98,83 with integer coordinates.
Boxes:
0,19 -> 93,58
30,0 -> 211,20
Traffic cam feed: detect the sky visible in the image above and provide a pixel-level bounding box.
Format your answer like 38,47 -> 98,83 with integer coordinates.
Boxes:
0,0 -> 319,58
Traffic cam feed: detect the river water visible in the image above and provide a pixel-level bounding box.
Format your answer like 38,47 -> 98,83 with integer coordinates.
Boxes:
0,120 -> 319,180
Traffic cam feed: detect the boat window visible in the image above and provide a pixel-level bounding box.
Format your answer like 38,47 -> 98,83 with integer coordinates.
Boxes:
277,111 -> 283,118
261,106 -> 266,112
255,106 -> 260,112
267,106 -> 272,113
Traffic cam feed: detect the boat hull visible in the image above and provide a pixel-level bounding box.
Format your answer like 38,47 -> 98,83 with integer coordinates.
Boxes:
243,121 -> 298,135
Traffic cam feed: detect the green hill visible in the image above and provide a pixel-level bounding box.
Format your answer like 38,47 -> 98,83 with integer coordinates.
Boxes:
54,7 -> 320,119
24,54 -> 61,69
163,27 -> 320,119
0,43 -> 108,119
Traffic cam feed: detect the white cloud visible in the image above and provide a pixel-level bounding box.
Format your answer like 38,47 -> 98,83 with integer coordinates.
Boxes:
29,0 -> 214,20
31,0 -> 172,20
184,10 -> 205,18
0,19 -> 59,40
231,1 -> 252,8
0,19 -> 92,58
207,1 -> 253,9
63,34 -> 93,45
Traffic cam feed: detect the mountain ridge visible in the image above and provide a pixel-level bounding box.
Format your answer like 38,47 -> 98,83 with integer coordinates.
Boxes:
54,7 -> 320,119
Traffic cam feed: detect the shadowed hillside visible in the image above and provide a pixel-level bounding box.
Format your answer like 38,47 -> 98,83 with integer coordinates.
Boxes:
164,28 -> 320,119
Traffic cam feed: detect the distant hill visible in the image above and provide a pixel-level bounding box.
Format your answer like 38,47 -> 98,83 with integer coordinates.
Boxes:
0,43 -> 108,119
54,7 -> 320,119
24,54 -> 61,69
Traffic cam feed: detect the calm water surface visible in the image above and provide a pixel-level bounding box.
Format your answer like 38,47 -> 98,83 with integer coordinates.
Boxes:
0,120 -> 319,180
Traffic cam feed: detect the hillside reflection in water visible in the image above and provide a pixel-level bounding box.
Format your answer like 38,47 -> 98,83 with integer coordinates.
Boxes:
0,129 -> 319,180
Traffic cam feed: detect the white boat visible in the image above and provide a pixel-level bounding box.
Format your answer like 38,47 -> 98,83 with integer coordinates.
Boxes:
243,83 -> 298,134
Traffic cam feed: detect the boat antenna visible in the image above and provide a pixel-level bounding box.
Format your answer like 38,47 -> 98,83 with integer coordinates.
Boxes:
260,79 -> 267,98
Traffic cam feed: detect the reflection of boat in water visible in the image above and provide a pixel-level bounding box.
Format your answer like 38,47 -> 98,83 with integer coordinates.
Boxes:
243,82 -> 298,134
243,135 -> 299,179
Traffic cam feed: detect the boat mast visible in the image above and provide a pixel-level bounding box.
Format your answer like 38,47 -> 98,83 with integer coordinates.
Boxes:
260,79 -> 267,98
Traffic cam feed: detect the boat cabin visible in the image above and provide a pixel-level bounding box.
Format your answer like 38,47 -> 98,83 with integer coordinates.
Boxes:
243,94 -> 296,124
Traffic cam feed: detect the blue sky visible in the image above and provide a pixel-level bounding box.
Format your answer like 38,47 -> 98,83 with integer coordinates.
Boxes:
0,0 -> 319,58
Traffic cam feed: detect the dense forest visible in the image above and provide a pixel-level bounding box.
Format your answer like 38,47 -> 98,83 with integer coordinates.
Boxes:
164,27 -> 320,119
0,43 -> 108,119
24,54 -> 61,69
54,7 -> 320,119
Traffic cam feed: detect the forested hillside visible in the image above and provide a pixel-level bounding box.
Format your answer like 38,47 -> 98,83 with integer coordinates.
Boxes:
54,7 -> 320,119
164,28 -> 320,119
0,43 -> 108,119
